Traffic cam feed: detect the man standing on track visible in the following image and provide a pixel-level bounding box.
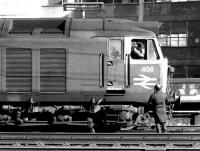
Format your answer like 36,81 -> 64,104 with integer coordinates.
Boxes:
148,84 -> 167,133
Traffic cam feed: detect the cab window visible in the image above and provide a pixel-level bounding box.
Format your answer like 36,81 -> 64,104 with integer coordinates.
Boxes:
148,40 -> 159,60
130,39 -> 146,60
109,39 -> 123,59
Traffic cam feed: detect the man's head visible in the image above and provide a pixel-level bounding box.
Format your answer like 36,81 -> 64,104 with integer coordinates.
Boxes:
137,42 -> 142,48
154,84 -> 161,92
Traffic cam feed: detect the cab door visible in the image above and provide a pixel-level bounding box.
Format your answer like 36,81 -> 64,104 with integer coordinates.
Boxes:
124,37 -> 162,103
106,38 -> 125,95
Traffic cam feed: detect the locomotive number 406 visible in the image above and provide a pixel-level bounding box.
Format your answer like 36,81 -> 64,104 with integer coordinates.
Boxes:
141,66 -> 154,73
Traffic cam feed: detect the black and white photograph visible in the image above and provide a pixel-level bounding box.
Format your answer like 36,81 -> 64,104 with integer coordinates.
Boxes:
0,0 -> 200,150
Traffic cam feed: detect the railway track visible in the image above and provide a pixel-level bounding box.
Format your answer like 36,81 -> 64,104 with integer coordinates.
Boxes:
0,132 -> 200,150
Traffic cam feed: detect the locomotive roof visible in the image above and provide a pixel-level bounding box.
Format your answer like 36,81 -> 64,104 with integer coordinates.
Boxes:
0,18 -> 158,38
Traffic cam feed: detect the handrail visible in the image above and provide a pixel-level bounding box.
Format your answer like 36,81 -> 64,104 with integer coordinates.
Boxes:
125,54 -> 130,87
99,54 -> 104,87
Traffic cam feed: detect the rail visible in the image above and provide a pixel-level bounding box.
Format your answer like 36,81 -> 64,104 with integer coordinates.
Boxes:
0,132 -> 200,150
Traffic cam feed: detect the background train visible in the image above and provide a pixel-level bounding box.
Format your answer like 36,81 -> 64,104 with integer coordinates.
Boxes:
0,18 -> 177,129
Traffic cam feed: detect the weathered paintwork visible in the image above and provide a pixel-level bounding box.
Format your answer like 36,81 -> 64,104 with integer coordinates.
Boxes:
0,18 -> 169,106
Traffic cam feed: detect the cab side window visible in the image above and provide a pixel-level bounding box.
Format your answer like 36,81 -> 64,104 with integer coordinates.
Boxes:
109,39 -> 123,59
148,40 -> 159,60
130,39 -> 146,60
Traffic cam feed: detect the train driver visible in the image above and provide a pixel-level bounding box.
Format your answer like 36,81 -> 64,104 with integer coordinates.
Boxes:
131,41 -> 145,59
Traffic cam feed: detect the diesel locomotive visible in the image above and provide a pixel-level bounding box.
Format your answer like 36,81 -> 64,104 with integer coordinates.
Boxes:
0,18 -> 176,130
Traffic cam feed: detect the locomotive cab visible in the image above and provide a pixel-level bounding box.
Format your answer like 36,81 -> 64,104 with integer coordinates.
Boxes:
106,36 -> 169,105
101,35 -> 171,128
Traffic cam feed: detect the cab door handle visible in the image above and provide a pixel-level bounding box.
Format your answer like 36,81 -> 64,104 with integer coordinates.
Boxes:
107,61 -> 113,66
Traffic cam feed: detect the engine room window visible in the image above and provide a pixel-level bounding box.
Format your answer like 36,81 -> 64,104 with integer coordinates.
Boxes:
109,39 -> 122,59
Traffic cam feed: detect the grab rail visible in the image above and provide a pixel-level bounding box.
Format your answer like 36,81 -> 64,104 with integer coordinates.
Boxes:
125,54 -> 130,87
99,54 -> 104,87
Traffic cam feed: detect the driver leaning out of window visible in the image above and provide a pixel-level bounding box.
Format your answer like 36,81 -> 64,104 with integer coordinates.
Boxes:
131,42 -> 145,59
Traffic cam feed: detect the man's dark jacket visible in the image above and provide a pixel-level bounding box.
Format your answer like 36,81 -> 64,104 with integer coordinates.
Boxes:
148,90 -> 167,123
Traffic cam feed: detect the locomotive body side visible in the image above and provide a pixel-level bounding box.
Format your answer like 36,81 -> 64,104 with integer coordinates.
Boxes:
0,18 -> 169,106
